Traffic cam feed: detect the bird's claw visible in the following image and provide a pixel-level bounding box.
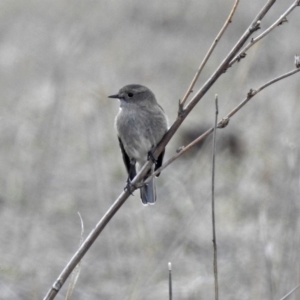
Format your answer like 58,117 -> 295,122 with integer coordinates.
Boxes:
147,151 -> 157,165
124,179 -> 136,196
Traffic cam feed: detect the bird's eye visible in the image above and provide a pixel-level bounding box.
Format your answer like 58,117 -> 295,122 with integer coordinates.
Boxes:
127,92 -> 134,97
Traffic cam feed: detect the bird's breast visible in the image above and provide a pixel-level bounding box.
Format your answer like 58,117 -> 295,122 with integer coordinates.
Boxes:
115,106 -> 167,162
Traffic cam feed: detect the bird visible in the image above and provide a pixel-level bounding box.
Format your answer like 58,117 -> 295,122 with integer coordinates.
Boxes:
108,84 -> 168,205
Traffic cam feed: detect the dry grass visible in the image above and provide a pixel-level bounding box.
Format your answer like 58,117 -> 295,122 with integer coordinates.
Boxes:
0,1 -> 300,299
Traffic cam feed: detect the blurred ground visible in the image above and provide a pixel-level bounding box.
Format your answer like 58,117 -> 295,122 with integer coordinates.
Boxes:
0,1 -> 300,299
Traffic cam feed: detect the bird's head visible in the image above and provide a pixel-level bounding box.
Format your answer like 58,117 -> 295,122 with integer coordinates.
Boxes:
108,84 -> 156,107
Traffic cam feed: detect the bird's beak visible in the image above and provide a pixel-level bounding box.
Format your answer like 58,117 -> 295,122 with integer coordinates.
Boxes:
108,93 -> 120,99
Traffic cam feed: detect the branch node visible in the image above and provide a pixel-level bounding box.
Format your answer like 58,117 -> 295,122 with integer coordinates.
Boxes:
178,99 -> 185,117
53,279 -> 63,291
295,55 -> 300,69
222,65 -> 231,73
237,52 -> 247,62
278,16 -> 288,26
247,88 -> 256,98
250,20 -> 261,33
176,146 -> 185,153
217,117 -> 230,128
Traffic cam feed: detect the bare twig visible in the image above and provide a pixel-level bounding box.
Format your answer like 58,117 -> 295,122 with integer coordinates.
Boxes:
168,262 -> 172,300
230,0 -> 300,66
212,95 -> 219,300
143,128 -> 214,184
224,67 -> 300,120
180,0 -> 240,108
279,284 -> 300,300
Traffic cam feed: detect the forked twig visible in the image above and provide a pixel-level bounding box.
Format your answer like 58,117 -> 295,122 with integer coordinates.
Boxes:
145,66 -> 300,180
230,0 -> 300,66
224,67 -> 300,120
181,0 -> 274,114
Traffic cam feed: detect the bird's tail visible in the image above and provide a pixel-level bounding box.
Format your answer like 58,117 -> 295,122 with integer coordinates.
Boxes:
140,177 -> 156,205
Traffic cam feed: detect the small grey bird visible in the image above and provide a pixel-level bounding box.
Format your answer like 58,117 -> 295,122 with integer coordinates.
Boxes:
109,84 -> 168,205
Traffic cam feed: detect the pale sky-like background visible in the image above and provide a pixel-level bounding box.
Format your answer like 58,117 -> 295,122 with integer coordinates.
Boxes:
0,1 -> 300,299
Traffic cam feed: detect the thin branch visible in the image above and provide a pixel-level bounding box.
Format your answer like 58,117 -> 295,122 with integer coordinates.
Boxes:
180,0 -> 240,108
143,128 -> 214,185
279,284 -> 300,300
145,66 -> 300,181
230,0 -> 300,66
168,262 -> 172,300
43,188 -> 133,300
224,67 -> 300,120
212,95 -> 219,300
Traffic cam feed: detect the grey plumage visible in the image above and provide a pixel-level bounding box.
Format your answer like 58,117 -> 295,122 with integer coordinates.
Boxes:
109,84 -> 168,205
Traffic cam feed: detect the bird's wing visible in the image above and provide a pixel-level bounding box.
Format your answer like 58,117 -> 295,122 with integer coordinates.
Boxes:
118,137 -> 136,180
154,148 -> 165,177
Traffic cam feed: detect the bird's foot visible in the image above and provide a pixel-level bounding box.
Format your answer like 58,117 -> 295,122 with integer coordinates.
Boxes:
147,151 -> 157,165
124,179 -> 136,196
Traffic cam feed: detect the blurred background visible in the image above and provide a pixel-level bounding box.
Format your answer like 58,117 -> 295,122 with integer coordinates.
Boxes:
0,0 -> 300,299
